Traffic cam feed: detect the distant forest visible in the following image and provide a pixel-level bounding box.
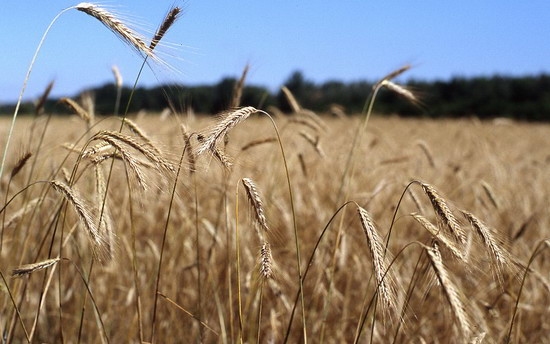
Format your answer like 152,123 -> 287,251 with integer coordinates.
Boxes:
2,71 -> 550,121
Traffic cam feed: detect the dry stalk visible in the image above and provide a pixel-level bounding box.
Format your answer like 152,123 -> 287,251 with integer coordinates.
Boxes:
415,140 -> 435,168
480,181 -> 499,209
298,153 -> 307,177
297,109 -> 328,132
241,137 -> 277,151
4,198 -> 41,229
299,131 -> 325,158
287,117 -> 323,133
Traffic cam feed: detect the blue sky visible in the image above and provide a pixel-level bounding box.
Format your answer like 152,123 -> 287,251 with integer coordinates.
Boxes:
1,1 -> 549,103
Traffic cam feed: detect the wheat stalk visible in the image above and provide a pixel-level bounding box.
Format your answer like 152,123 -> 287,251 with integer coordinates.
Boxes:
415,140 -> 435,168
299,131 -> 325,158
480,181 -> 500,209
241,137 -> 277,151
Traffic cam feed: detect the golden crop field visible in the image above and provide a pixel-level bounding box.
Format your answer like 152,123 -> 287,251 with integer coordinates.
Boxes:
2,3 -> 550,343
0,110 -> 549,343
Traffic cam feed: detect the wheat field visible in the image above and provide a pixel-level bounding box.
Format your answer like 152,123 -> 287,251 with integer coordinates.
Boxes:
0,111 -> 549,343
1,3 -> 549,343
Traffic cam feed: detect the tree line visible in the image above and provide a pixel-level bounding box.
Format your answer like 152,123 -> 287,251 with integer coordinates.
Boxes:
2,71 -> 549,121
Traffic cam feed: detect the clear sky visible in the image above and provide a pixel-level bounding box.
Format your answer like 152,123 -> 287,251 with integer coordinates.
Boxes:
1,1 -> 549,103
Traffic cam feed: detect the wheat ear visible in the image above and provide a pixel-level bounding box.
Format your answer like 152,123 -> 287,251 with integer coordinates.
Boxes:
197,106 -> 259,155
149,6 -> 182,50
420,182 -> 467,244
241,137 -> 277,151
461,211 -> 512,284
426,243 -> 473,337
180,125 -> 196,174
357,206 -> 397,316
242,178 -> 270,237
60,97 -> 91,124
50,181 -> 108,259
35,81 -> 54,116
231,64 -> 250,108
411,213 -> 466,262
93,130 -> 174,173
10,152 -> 32,179
379,80 -> 419,105
281,86 -> 302,113
259,242 -> 273,280
76,3 -> 153,58
12,258 -> 61,277
122,118 -> 162,156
